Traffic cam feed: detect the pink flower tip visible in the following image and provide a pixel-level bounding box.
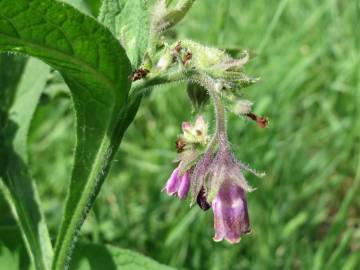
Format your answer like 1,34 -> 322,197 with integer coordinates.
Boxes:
163,166 -> 190,199
182,122 -> 192,133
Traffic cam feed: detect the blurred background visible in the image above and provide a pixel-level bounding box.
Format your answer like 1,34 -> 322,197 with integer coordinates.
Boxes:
1,0 -> 359,269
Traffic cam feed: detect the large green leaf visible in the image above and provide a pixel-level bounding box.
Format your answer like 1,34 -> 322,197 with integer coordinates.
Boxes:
0,227 -> 175,270
83,0 -> 102,16
0,58 -> 52,270
70,243 -> 176,270
99,0 -> 151,67
0,0 -> 132,269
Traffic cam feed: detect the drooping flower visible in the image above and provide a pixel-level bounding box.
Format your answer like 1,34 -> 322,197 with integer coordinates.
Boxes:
163,116 -> 263,244
188,133 -> 262,243
206,139 -> 253,202
212,181 -> 250,243
203,139 -> 259,243
163,166 -> 190,199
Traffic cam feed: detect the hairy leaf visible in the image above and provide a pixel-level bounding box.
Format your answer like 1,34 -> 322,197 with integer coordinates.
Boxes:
70,243 -> 175,270
98,0 -> 153,137
0,0 -> 132,269
99,0 -> 151,67
0,58 -> 53,270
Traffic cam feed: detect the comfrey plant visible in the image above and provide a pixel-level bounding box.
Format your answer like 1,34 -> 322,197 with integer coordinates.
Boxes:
145,1 -> 268,244
0,0 -> 267,269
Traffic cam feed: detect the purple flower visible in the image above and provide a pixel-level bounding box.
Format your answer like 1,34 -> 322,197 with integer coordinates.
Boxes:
200,138 -> 257,244
191,140 -> 255,244
163,166 -> 190,199
212,182 -> 250,244
162,117 -> 264,244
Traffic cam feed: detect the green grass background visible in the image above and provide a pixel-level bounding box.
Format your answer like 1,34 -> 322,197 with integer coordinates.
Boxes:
1,0 -> 360,269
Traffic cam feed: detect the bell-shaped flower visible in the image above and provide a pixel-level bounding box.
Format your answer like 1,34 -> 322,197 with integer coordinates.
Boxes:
204,139 -> 260,243
212,181 -> 250,244
206,140 -> 253,202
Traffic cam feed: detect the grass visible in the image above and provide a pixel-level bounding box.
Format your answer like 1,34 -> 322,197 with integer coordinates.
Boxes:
1,0 -> 359,269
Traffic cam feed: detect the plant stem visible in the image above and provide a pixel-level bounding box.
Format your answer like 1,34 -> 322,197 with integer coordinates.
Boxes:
131,69 -> 228,146
191,73 -> 227,141
130,68 -> 194,97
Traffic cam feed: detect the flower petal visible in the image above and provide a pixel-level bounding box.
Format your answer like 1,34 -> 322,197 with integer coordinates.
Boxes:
194,115 -> 206,132
182,122 -> 192,133
163,167 -> 180,195
212,196 -> 226,241
178,171 -> 190,199
212,182 -> 250,244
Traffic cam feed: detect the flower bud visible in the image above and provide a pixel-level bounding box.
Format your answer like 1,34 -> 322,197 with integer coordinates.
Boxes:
232,99 -> 253,115
156,46 -> 172,71
152,0 -> 196,33
180,115 -> 209,146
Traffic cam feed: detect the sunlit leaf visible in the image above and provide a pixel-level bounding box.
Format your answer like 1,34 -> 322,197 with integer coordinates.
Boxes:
0,0 -> 132,269
99,0 -> 151,67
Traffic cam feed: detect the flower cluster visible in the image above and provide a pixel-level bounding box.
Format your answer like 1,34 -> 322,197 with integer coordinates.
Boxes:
136,0 -> 268,245
163,115 -> 264,244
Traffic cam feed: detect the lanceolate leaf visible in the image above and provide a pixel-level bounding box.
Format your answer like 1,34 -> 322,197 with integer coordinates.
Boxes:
0,0 -> 132,269
0,58 -> 52,270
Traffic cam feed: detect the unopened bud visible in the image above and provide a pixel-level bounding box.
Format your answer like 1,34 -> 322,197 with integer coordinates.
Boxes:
152,0 -> 196,33
156,47 -> 173,71
233,100 -> 253,115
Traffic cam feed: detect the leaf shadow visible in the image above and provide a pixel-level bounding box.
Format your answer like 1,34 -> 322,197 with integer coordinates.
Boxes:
0,115 -> 46,268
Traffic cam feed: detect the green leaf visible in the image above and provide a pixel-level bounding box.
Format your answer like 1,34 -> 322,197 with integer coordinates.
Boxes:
0,54 -> 26,111
0,243 -> 20,270
70,243 -> 176,270
60,0 -> 99,15
60,0 -> 90,13
99,0 -> 151,67
98,0 -> 153,134
0,226 -> 31,269
0,0 -> 132,269
83,0 -> 102,16
0,58 -> 52,270
0,227 -> 176,270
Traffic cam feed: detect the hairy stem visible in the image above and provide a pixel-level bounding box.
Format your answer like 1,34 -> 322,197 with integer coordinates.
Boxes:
191,73 -> 227,140
131,69 -> 228,148
130,68 -> 194,97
